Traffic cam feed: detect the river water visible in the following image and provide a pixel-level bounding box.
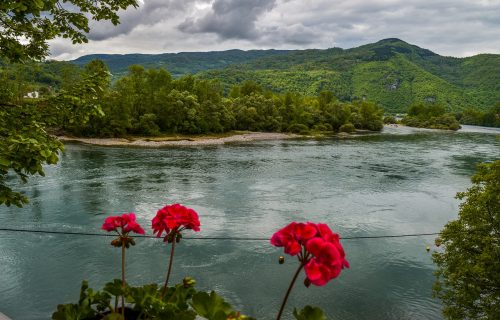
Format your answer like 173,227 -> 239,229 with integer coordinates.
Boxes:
0,125 -> 498,319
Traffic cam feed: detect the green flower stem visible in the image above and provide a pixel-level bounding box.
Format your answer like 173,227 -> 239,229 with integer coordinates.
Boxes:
121,237 -> 126,317
276,262 -> 304,320
161,238 -> 176,298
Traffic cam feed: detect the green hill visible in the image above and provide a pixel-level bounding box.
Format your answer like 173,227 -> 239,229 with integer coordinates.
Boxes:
198,39 -> 499,113
71,49 -> 293,78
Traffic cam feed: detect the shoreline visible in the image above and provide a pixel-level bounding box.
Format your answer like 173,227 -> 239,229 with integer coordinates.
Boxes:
56,125 -> 494,148
57,132 -> 300,147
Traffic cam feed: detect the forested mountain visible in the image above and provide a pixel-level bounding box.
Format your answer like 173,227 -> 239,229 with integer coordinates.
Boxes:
70,39 -> 500,113
71,49 -> 292,78
199,39 -> 500,113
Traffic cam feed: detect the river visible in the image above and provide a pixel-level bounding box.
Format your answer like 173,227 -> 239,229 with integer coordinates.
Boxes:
0,125 -> 498,319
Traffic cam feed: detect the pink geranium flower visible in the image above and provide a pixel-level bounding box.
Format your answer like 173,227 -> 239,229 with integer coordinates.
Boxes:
270,222 -> 318,255
152,203 -> 200,240
102,213 -> 145,235
271,221 -> 348,287
272,221 -> 348,319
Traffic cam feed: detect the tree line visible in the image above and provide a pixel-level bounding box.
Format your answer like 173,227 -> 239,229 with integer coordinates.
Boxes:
457,104 -> 500,127
399,102 -> 500,130
401,103 -> 461,130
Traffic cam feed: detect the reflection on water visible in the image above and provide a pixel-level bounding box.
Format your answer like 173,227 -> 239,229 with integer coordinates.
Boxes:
0,126 -> 498,319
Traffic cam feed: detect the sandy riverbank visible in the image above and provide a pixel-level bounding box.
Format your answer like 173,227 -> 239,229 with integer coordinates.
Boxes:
57,132 -> 299,147
57,125 -> 470,148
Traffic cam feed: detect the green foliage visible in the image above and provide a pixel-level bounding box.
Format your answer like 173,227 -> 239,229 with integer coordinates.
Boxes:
72,50 -> 292,79
339,123 -> 355,133
402,103 -> 461,130
383,116 -> 397,124
460,55 -> 500,108
0,60 -> 110,206
191,291 -> 236,320
1,0 -> 137,207
53,279 -> 253,320
0,0 -> 138,62
293,305 -> 327,320
433,161 -> 500,319
0,103 -> 63,206
52,280 -> 113,320
351,101 -> 384,131
137,114 -> 160,136
287,123 -> 310,134
459,103 -> 500,128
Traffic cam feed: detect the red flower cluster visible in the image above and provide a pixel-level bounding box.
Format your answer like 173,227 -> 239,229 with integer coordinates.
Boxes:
271,222 -> 349,286
101,213 -> 145,235
152,203 -> 201,238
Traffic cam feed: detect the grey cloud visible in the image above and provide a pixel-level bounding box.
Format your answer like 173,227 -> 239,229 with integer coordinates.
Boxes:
48,39 -> 80,59
87,0 -> 199,41
178,0 -> 277,40
50,0 -> 500,60
258,24 -> 319,46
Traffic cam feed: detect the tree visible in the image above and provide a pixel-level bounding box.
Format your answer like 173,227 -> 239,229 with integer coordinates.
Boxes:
433,160 -> 500,319
1,0 -> 138,206
0,0 -> 137,61
351,101 -> 384,131
1,61 -> 111,206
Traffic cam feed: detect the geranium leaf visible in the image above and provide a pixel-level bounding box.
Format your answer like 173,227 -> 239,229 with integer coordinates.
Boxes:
191,291 -> 233,319
293,305 -> 327,320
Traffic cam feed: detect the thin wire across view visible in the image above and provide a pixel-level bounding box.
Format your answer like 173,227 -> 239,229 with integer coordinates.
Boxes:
0,227 -> 440,240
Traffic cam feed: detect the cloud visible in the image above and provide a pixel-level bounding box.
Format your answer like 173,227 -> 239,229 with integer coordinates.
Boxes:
48,0 -> 500,60
178,0 -> 277,40
86,0 -> 199,41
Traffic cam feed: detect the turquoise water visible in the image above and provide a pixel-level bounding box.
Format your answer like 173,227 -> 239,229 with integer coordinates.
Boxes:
0,125 -> 498,319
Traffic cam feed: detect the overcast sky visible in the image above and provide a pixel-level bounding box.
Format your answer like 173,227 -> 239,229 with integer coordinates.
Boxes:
49,0 -> 500,60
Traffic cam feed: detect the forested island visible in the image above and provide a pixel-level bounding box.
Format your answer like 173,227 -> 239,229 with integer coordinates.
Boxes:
400,103 -> 461,130
3,60 -> 385,137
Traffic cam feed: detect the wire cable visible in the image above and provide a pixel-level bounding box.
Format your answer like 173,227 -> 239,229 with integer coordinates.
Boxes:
0,227 -> 440,241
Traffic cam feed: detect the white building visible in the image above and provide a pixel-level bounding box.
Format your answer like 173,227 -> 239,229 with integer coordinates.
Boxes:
24,91 -> 39,99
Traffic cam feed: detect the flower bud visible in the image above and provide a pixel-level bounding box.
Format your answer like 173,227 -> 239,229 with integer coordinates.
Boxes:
183,277 -> 196,288
127,237 -> 136,246
167,233 -> 175,243
304,277 -> 311,288
227,312 -> 248,320
111,238 -> 121,247
278,256 -> 285,264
